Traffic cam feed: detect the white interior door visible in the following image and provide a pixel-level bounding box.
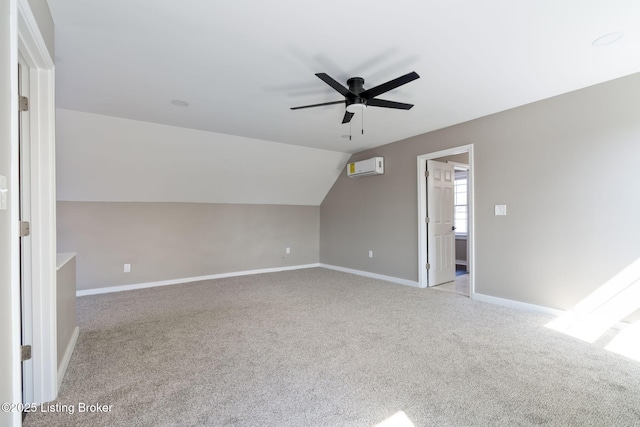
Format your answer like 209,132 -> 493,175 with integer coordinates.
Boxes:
427,160 -> 455,286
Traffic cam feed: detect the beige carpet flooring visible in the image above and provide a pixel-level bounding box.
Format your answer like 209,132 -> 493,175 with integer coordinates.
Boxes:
24,268 -> 640,426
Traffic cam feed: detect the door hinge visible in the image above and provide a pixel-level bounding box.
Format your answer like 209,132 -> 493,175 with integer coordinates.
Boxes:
19,96 -> 29,112
426,263 -> 431,269
21,345 -> 32,362
425,217 -> 430,223
20,221 -> 30,237
425,170 -> 429,177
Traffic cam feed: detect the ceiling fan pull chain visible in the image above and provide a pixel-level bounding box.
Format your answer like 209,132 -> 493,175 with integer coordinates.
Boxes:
349,120 -> 352,141
362,109 -> 364,135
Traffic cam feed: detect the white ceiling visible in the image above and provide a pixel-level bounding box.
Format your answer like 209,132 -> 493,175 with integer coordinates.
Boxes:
48,0 -> 640,154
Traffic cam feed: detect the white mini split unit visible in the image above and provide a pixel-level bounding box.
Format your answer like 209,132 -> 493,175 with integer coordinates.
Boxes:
346,157 -> 384,178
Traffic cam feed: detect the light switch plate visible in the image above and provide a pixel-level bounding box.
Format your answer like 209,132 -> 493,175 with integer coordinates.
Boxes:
495,204 -> 507,216
0,175 -> 7,210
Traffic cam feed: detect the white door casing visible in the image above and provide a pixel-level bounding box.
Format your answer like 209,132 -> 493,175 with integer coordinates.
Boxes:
427,160 -> 456,286
18,58 -> 34,405
17,0 -> 58,405
417,145 -> 474,293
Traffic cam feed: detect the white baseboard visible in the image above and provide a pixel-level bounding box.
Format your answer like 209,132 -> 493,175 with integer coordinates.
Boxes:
473,293 -> 631,330
319,264 -> 421,288
76,264 -> 321,297
75,265 -> 631,337
472,293 -> 565,317
57,326 -> 79,390
318,266 -> 590,328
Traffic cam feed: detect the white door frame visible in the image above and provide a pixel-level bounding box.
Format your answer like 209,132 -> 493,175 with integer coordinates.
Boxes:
16,0 -> 58,404
417,144 -> 475,296
18,56 -> 34,405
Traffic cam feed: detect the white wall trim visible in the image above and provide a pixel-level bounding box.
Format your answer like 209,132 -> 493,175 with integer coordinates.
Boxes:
472,292 -> 565,317
17,0 -> 58,405
77,264 -> 321,296
56,326 -> 78,390
472,292 -> 632,332
6,1 -> 22,423
75,265 -> 631,335
417,144 -> 475,295
319,264 -> 421,288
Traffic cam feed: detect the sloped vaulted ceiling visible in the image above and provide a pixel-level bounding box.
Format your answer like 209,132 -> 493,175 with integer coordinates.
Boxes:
56,109 -> 350,205
49,0 -> 640,204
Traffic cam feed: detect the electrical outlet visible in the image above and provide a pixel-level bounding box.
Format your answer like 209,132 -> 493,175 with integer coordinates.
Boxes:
495,205 -> 507,216
286,247 -> 291,254
124,263 -> 131,273
369,250 -> 373,258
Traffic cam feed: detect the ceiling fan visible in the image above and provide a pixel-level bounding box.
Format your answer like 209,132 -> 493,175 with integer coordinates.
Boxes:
291,71 -> 420,124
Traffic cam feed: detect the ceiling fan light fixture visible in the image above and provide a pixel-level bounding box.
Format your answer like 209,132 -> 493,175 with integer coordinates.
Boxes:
592,32 -> 625,47
170,99 -> 189,107
346,103 -> 366,113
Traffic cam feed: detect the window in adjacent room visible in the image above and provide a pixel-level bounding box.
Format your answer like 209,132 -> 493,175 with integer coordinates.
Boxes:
454,168 -> 468,235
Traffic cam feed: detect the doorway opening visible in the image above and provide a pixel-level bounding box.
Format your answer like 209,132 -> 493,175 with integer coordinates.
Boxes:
417,145 -> 474,297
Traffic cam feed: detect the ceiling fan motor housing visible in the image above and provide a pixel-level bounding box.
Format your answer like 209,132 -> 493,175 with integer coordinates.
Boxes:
346,77 -> 366,108
347,77 -> 365,93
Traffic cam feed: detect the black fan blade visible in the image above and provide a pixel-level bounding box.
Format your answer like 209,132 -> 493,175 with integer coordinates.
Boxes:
360,71 -> 420,99
290,100 -> 344,110
367,98 -> 414,110
342,111 -> 354,124
316,73 -> 353,98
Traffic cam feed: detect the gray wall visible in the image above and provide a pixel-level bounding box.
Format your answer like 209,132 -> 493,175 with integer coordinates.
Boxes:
455,238 -> 467,265
320,72 -> 640,311
57,202 -> 320,290
437,153 -> 469,165
26,0 -> 54,58
56,255 -> 77,368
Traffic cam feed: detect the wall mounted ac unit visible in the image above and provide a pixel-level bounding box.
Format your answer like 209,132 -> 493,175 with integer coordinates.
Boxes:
347,157 -> 384,178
